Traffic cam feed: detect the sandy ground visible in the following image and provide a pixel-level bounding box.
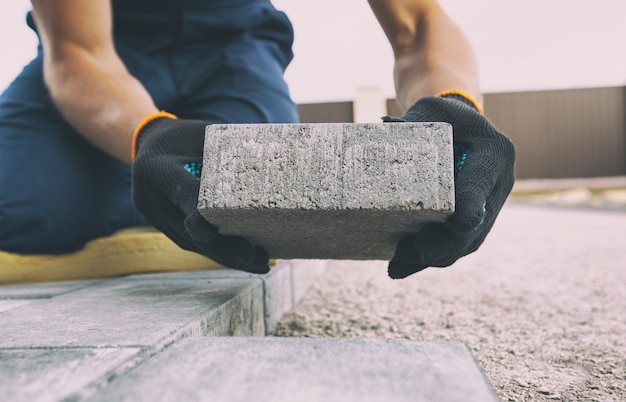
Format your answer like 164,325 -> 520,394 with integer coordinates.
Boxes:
273,199 -> 626,401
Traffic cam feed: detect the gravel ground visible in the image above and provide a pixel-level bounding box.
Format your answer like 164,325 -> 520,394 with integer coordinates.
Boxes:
273,199 -> 626,401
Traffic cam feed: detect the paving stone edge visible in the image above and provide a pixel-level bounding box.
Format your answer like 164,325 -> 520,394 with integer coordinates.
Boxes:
0,260 -> 328,401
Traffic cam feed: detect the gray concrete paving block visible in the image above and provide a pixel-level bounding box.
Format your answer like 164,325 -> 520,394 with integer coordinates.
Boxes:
261,263 -> 294,334
195,282 -> 265,337
0,280 -> 99,299
199,123 -> 454,260
0,300 -> 31,313
89,337 -> 497,402
0,277 -> 263,349
0,347 -> 141,402
117,268 -> 256,282
289,259 -> 328,304
102,261 -> 328,335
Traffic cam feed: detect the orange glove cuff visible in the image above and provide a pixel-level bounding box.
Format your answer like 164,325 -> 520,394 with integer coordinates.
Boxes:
131,111 -> 178,162
435,89 -> 483,115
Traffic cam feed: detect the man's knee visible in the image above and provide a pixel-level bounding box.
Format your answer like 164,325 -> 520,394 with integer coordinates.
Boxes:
0,202 -> 87,255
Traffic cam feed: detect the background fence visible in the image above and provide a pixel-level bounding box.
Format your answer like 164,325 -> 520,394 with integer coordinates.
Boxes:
298,86 -> 626,179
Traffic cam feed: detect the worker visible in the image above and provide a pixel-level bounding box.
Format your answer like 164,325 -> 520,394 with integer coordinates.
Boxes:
0,0 -> 515,278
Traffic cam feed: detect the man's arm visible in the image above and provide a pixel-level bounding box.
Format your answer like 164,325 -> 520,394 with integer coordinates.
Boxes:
367,0 -> 515,279
367,0 -> 481,111
31,0 -> 270,273
31,0 -> 158,164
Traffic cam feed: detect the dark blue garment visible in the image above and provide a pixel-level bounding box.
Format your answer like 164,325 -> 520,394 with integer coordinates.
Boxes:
0,0 -> 298,254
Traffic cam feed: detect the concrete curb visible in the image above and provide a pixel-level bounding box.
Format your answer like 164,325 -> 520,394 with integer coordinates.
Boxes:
0,260 -> 327,401
512,176 -> 626,194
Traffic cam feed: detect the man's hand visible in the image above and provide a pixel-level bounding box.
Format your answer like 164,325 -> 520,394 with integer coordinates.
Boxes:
383,93 -> 516,279
131,114 -> 270,274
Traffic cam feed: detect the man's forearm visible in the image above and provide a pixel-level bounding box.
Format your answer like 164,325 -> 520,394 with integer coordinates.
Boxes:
44,46 -> 158,165
392,6 -> 481,111
369,0 -> 481,112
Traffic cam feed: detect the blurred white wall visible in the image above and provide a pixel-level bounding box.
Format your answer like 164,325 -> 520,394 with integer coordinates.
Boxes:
1,0 -> 625,103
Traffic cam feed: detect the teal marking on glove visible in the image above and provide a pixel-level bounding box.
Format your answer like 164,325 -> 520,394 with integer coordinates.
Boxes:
183,162 -> 202,179
480,201 -> 486,226
453,146 -> 467,173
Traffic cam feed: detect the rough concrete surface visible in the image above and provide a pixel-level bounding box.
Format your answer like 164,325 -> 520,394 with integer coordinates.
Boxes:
111,259 -> 328,334
0,262 -> 328,401
0,280 -> 100,299
0,300 -> 30,313
274,202 -> 626,402
199,123 -> 454,260
289,259 -> 329,304
0,276 -> 264,349
0,348 -> 142,402
88,337 -> 497,402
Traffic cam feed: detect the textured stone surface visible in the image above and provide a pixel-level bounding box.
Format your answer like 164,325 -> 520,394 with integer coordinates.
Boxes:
199,123 -> 454,260
105,262 -> 327,335
0,348 -> 141,402
289,259 -> 328,303
0,300 -> 30,313
0,280 -> 99,299
90,338 -> 497,402
261,262 -> 294,334
0,262 -> 329,401
0,276 -> 264,348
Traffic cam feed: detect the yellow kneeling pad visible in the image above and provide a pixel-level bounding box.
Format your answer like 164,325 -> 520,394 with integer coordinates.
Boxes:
0,227 -> 225,285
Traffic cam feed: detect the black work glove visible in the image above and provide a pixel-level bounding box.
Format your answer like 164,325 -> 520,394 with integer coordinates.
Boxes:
131,114 -> 270,274
383,93 -> 515,279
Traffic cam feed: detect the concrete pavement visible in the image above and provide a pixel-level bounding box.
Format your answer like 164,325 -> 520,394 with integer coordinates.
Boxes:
0,255 -> 497,401
89,338 -> 497,402
0,260 -> 328,400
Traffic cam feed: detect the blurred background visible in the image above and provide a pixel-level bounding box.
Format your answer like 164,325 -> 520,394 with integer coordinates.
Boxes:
2,0 -> 625,179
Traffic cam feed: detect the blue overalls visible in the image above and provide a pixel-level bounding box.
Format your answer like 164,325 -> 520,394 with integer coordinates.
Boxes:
0,0 -> 298,254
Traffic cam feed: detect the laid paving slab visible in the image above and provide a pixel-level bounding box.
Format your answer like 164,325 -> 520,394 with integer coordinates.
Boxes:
89,337 -> 498,402
199,123 -> 454,260
261,260 -> 294,333
0,299 -> 30,313
0,347 -> 142,402
289,259 -> 328,303
0,261 -> 326,347
0,276 -> 264,349
0,261 -> 329,401
0,280 -> 100,299
107,261 -> 328,334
